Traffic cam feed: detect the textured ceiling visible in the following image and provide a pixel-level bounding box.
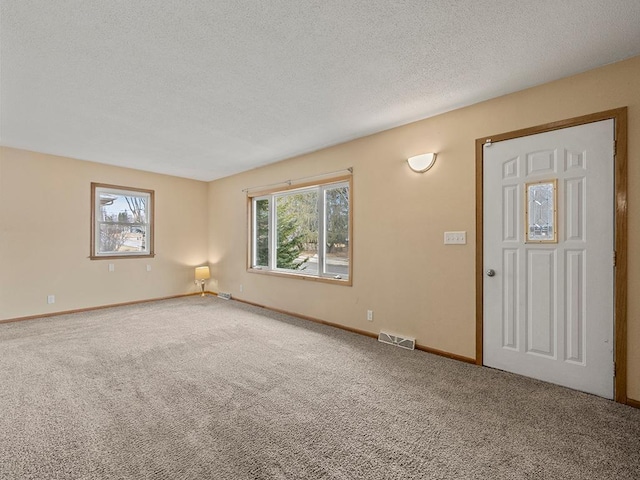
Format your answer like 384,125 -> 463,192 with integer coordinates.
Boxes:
2,1 -> 640,181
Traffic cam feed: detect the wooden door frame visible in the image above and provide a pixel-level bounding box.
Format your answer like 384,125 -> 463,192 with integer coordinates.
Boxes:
475,107 -> 628,404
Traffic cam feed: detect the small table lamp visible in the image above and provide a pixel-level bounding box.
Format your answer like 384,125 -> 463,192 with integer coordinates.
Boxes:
195,266 -> 211,296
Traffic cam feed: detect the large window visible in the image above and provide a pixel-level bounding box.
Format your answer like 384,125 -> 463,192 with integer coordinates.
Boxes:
249,177 -> 351,284
90,183 -> 154,259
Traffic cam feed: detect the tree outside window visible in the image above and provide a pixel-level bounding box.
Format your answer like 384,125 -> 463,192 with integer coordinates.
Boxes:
249,177 -> 351,283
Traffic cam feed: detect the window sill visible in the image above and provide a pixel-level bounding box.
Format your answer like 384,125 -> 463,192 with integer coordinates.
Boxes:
247,267 -> 352,286
90,253 -> 155,260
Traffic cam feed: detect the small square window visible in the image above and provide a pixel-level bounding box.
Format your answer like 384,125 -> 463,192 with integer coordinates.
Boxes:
90,183 -> 155,259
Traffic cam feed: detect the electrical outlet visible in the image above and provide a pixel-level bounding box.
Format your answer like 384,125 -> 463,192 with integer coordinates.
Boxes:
47,295 -> 55,304
108,263 -> 115,272
367,310 -> 373,321
444,231 -> 466,245
239,284 -> 243,292
146,264 -> 152,272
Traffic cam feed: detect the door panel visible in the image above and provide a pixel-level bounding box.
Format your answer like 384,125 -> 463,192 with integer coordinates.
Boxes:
502,249 -> 518,349
483,120 -> 614,399
565,249 -> 585,364
526,249 -> 556,357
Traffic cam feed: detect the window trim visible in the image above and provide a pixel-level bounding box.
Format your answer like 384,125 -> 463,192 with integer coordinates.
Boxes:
90,182 -> 155,260
246,175 -> 352,286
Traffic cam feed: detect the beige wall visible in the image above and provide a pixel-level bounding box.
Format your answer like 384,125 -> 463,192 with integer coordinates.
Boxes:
208,55 -> 640,402
0,148 -> 209,319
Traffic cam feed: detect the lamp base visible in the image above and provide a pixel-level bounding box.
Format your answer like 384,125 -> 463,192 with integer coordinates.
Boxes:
200,280 -> 206,296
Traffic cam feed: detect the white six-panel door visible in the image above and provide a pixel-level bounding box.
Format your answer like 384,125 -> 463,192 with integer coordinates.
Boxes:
483,120 -> 614,399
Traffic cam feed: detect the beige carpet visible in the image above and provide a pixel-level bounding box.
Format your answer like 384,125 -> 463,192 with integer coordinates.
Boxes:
0,296 -> 638,479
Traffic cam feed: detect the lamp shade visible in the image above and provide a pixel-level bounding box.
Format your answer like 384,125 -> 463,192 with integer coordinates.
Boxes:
195,266 -> 211,280
407,153 -> 437,173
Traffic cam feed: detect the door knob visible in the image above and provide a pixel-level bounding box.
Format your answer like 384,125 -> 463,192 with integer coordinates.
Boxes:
486,269 -> 496,277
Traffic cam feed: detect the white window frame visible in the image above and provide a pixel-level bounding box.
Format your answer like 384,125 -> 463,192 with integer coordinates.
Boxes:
90,183 -> 155,259
248,176 -> 352,285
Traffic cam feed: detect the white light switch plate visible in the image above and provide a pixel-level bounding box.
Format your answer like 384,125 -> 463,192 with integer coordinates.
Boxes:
444,231 -> 466,244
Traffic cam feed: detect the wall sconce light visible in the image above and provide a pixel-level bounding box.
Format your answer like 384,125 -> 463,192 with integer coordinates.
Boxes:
194,266 -> 210,296
407,153 -> 437,173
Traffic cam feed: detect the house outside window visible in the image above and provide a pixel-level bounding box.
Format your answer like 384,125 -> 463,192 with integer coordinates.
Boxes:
90,183 -> 154,259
